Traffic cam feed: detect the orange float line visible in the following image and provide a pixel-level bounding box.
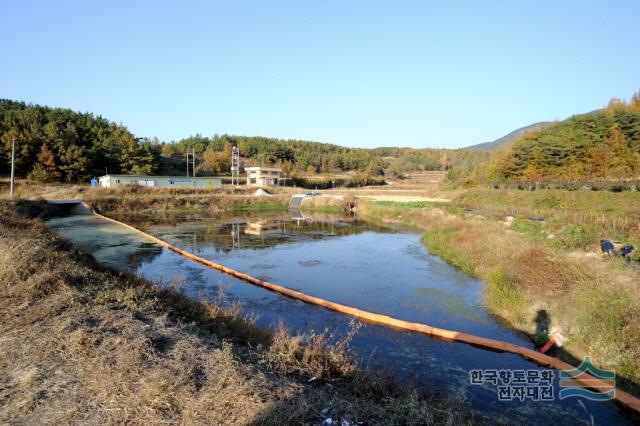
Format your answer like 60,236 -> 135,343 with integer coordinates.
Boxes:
92,211 -> 640,414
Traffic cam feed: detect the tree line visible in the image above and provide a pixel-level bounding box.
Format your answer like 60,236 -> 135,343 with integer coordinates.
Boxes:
161,136 -> 479,180
0,99 -> 159,182
160,134 -> 389,177
0,99 -> 476,184
449,92 -> 640,187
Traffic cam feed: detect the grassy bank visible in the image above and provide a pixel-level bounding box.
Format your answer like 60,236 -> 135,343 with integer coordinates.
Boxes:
86,187 -> 353,219
0,182 -> 294,221
231,200 -> 289,212
3,180 -> 356,219
454,188 -> 640,255
359,195 -> 640,397
82,186 -> 291,221
299,195 -> 356,214
303,205 -> 345,213
0,200 -> 473,425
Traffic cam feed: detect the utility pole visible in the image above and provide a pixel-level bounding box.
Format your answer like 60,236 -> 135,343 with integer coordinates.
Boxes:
186,148 -> 190,177
192,147 -> 196,177
10,138 -> 16,198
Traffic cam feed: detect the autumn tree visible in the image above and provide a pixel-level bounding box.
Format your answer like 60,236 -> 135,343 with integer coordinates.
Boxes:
202,141 -> 232,173
605,125 -> 638,178
30,144 -> 61,181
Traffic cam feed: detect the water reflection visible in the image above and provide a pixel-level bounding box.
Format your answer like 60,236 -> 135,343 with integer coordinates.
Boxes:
46,210 -> 634,425
149,211 -> 385,256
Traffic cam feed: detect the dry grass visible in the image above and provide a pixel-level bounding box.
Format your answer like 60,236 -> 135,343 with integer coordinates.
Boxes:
298,195 -> 355,214
0,181 -> 294,223
454,187 -> 640,252
509,247 -> 581,296
81,186 -> 290,222
359,200 -> 640,396
332,171 -> 460,200
0,201 -> 474,425
0,180 -> 88,200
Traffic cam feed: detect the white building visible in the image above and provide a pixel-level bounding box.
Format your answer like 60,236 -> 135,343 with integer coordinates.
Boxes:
98,174 -> 222,189
245,167 -> 282,187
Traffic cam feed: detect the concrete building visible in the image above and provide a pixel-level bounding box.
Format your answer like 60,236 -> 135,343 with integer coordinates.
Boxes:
245,167 -> 282,187
98,174 -> 222,189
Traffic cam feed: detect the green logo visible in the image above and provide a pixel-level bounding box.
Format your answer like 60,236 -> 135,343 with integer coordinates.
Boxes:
559,357 -> 615,401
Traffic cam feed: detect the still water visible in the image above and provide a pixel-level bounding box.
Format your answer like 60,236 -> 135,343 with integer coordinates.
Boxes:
47,211 -> 633,424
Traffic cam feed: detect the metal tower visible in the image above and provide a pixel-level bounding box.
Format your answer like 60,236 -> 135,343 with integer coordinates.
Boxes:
231,146 -> 240,186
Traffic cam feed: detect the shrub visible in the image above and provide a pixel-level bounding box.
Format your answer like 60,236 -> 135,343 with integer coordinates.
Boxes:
486,268 -> 525,312
511,219 -> 542,235
552,224 -> 598,249
26,164 -> 52,183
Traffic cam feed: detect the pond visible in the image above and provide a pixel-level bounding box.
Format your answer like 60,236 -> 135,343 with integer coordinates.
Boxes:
46,210 -> 634,424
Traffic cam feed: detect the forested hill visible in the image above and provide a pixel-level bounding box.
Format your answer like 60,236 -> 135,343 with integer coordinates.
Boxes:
0,99 -> 159,182
454,93 -> 640,185
159,135 -> 388,177
161,136 -> 480,178
0,98 -> 477,183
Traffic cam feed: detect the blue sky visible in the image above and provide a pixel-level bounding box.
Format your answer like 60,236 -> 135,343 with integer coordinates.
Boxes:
1,1 -> 638,148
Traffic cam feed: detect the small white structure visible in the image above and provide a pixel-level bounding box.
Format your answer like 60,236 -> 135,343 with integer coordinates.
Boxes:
98,174 -> 222,189
253,188 -> 273,197
245,167 -> 282,187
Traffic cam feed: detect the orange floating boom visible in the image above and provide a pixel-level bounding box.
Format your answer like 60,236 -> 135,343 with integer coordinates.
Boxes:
92,211 -> 640,414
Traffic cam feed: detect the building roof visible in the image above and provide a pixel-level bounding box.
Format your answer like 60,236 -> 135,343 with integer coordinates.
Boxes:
244,167 -> 282,172
98,174 -> 221,180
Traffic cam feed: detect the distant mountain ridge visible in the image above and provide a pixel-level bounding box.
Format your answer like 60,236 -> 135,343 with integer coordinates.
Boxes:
464,121 -> 550,151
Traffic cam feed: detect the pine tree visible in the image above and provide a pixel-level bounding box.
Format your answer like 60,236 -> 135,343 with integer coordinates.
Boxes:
36,144 -> 61,181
